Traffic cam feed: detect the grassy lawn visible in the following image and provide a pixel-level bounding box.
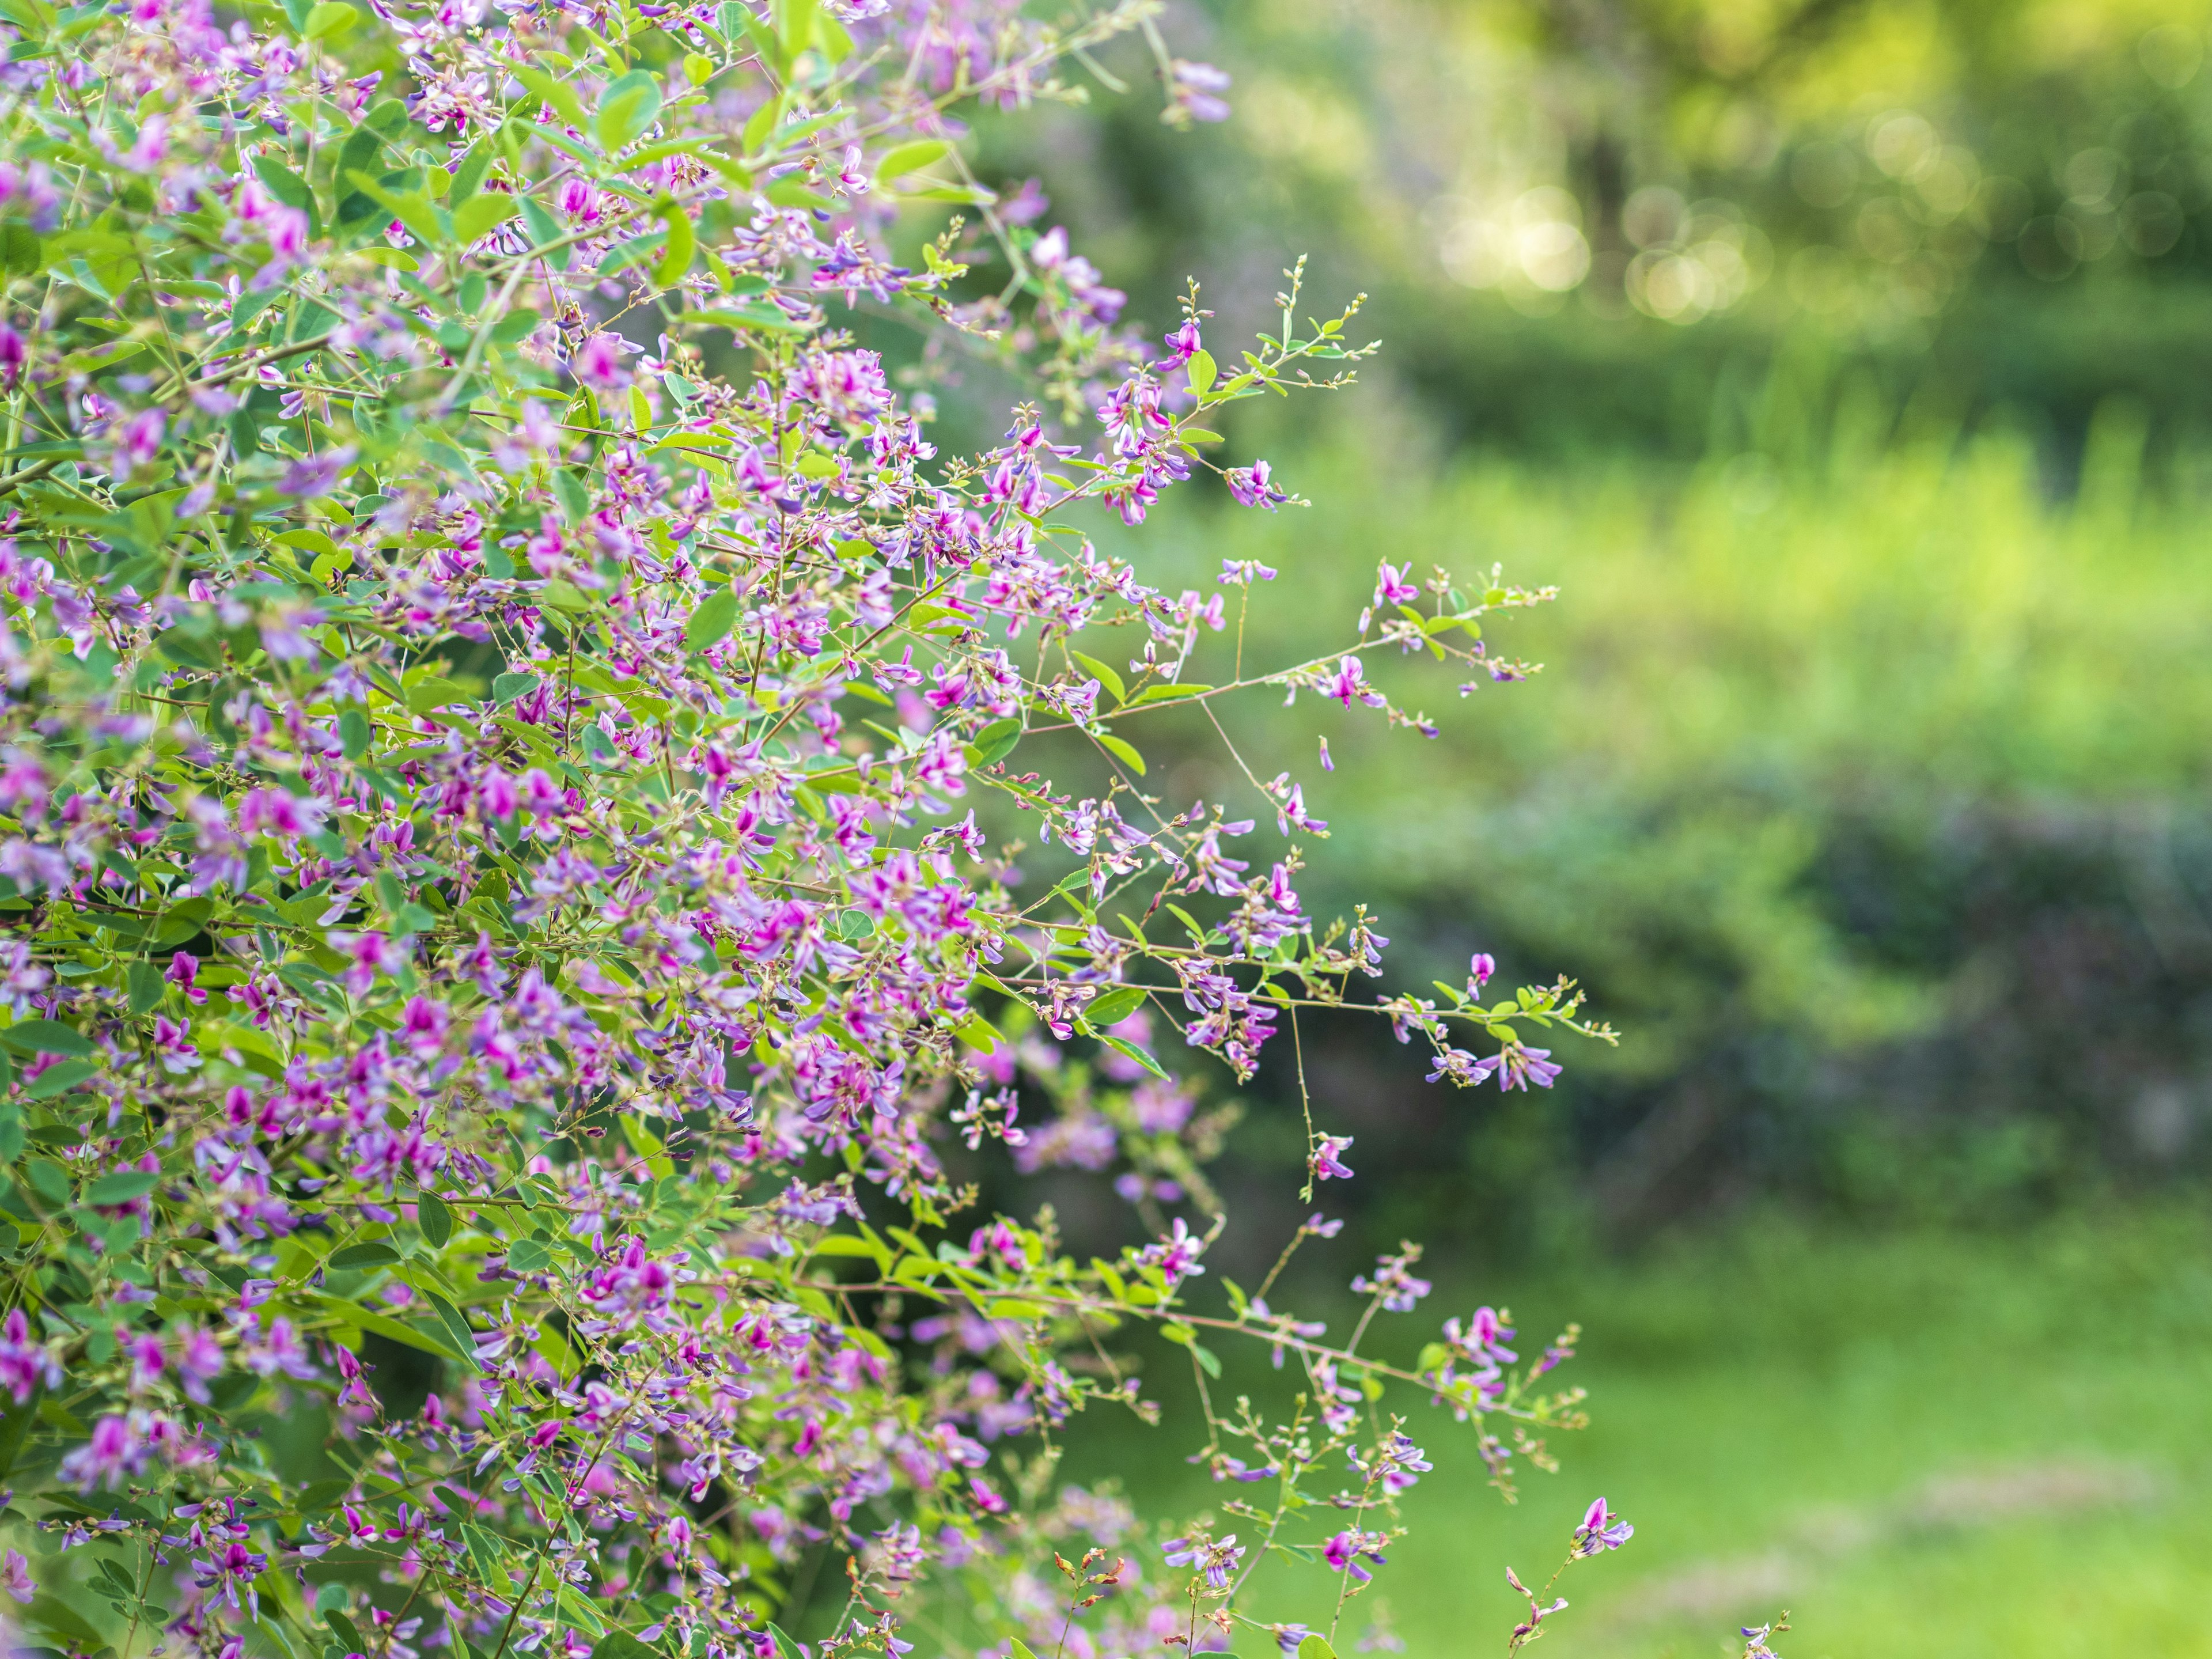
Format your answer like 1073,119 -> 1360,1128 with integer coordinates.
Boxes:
1052,1207 -> 2212,1658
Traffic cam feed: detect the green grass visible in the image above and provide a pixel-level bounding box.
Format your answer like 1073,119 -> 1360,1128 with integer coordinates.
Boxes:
1052,1207 -> 2212,1658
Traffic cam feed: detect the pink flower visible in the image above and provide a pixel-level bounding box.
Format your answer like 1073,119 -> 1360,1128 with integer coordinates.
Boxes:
111,407 -> 166,475
572,332 -> 631,391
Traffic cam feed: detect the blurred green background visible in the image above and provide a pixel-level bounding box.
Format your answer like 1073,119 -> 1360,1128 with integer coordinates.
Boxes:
953,0 -> 2212,1649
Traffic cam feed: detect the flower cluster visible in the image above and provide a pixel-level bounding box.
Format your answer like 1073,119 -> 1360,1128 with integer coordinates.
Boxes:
0,2 -> 1647,1659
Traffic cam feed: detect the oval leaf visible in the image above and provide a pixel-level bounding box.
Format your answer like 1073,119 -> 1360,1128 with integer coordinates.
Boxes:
1094,732 -> 1146,776
85,1169 -> 160,1206
0,1019 -> 92,1057
685,588 -> 740,653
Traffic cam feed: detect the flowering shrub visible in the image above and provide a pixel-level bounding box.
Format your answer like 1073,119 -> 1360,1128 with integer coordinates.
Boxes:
0,2 -> 1717,1659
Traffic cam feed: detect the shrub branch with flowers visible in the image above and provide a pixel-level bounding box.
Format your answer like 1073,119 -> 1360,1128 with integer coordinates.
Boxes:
0,3 -> 1780,1659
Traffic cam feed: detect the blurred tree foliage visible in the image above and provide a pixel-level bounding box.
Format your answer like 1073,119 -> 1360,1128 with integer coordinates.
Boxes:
939,0 -> 2212,1253
965,0 -> 2212,461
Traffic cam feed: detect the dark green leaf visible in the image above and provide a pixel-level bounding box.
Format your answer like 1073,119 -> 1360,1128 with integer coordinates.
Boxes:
1082,986 -> 1145,1028
126,960 -> 165,1014
418,1190 -> 454,1247
0,1020 -> 90,1057
85,1169 -> 160,1206
328,1240 -> 401,1270
1098,1035 -> 1165,1079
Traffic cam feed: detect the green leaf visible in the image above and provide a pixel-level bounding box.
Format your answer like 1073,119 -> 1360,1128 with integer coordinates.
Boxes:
507,1237 -> 552,1273
328,1240 -> 401,1270
553,470 -> 590,522
303,0 -> 355,38
344,170 -> 442,244
597,70 -> 664,153
1187,349 -> 1217,396
967,717 -> 1021,767
85,1169 -> 160,1206
340,708 -> 371,758
1071,651 -> 1125,705
418,1190 -> 454,1247
126,960 -> 165,1014
685,588 -> 740,653
450,143 -> 494,204
685,303 -> 811,335
1094,732 -> 1146,776
25,1066 -> 94,1106
0,1019 -> 91,1057
1130,682 -> 1212,704
1192,1342 -> 1222,1377
423,1289 -> 479,1368
251,158 -> 315,216
1098,1035 -> 1165,1078
492,672 -> 537,702
1082,986 -> 1145,1028
450,192 -> 520,245
405,677 -> 472,714
874,139 -> 950,183
655,199 -> 696,286
1298,1638 -> 1340,1659
512,66 -> 588,131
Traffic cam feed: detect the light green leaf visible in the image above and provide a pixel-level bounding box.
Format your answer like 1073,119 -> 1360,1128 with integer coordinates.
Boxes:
655,199 -> 696,286
874,139 -> 950,183
1187,349 -> 1217,396
1130,681 -> 1212,705
450,192 -> 520,244
512,66 -> 588,131
1071,651 -> 1125,705
1095,732 -> 1146,776
967,717 -> 1021,767
597,70 -> 664,153
685,588 -> 740,653
303,0 -> 355,38
1082,986 -> 1145,1028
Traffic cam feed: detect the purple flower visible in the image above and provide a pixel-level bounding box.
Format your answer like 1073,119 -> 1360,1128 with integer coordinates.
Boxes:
1225,459 -> 1288,509
1497,1045 -> 1562,1092
1468,952 -> 1495,989
1,1548 -> 31,1604
1324,1528 -> 1386,1583
1309,1134 -> 1355,1181
1163,1531 -> 1244,1589
573,332 -> 631,391
1325,655 -> 1387,710
278,446 -> 355,498
1571,1497 -> 1633,1556
1158,319 -> 1202,368
240,1315 -> 318,1381
166,950 -> 208,1004
0,1309 -> 58,1405
1168,59 -> 1232,123
258,600 -> 322,660
175,1327 -> 224,1403
111,407 -> 166,475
